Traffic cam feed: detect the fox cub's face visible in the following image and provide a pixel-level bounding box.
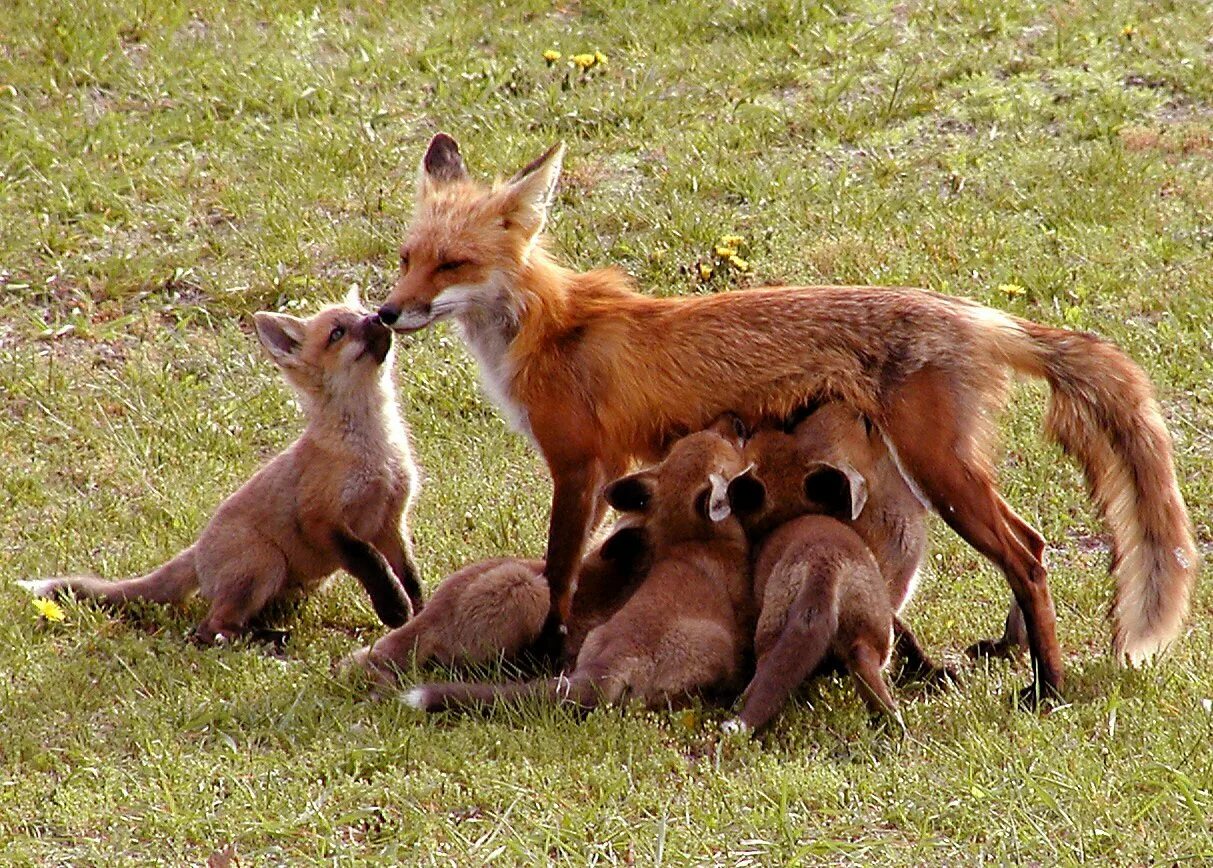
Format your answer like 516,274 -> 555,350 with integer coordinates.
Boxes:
728,404 -> 871,539
378,133 -> 565,332
253,295 -> 393,405
604,416 -> 752,547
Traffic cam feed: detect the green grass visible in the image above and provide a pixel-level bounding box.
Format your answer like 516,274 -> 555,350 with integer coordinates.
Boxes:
2,0 -> 1212,862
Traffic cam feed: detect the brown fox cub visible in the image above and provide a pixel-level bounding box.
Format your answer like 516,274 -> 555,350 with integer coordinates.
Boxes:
18,298 -> 423,644
738,404 -> 950,682
380,133 -> 1198,703
721,511 -> 900,735
404,424 -> 753,714
339,518 -> 649,691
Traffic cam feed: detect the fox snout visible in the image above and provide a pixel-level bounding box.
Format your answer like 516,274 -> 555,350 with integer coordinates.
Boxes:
376,302 -> 434,333
358,314 -> 393,364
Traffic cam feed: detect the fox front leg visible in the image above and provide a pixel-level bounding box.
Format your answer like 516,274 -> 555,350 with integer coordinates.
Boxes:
335,534 -> 413,628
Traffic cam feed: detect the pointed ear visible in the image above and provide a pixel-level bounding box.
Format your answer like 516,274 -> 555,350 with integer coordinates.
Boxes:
727,465 -> 766,516
343,285 -> 363,310
706,472 -> 733,522
604,470 -> 655,513
803,461 -> 868,521
254,312 -> 308,365
416,133 -> 468,203
706,412 -> 748,446
600,525 -> 648,568
498,142 -> 565,239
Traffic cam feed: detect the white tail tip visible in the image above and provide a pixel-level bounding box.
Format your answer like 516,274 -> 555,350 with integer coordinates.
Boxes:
720,718 -> 750,737
16,579 -> 56,597
401,687 -> 428,710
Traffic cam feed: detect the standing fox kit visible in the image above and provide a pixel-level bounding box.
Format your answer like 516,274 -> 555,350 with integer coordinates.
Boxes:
405,425 -> 754,714
378,133 -> 1197,703
20,300 -> 423,644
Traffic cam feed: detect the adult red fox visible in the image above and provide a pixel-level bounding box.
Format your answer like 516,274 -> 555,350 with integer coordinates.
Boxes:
19,298 -> 423,644
377,134 -> 1196,703
404,425 -> 754,713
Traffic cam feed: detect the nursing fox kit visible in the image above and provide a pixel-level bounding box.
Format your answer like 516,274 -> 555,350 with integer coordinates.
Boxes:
21,299 -> 424,643
378,133 -> 1197,702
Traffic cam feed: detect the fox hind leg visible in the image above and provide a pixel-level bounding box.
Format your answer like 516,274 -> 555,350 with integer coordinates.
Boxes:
883,367 -> 1063,705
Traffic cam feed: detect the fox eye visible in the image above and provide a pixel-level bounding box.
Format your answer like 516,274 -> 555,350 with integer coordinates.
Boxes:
436,259 -> 470,273
327,326 -> 345,345
399,252 -> 410,271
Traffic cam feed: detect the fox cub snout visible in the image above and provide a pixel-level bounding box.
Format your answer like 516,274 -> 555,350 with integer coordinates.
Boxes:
19,295 -> 424,646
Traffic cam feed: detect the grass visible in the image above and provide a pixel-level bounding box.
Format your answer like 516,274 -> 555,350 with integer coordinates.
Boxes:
1,0 -> 1211,862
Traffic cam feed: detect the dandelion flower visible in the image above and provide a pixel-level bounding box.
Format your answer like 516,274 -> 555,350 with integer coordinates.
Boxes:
572,53 -> 597,69
594,50 -> 608,65
1120,24 -> 1137,38
728,255 -> 750,272
698,262 -> 714,280
719,234 -> 744,247
999,283 -> 1026,297
32,598 -> 66,623
714,244 -> 738,258
543,49 -> 562,63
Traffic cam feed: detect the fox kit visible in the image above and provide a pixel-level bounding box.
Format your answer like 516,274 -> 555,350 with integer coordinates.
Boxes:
377,134 -> 1197,703
404,424 -> 753,714
739,404 -> 951,682
723,511 -> 899,735
339,518 -> 649,691
19,298 -> 423,644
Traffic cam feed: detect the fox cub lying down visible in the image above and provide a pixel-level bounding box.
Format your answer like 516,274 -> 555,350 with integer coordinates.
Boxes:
20,298 -> 424,644
401,418 -> 755,712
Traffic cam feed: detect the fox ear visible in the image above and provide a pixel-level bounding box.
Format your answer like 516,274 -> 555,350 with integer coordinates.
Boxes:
343,285 -> 362,310
803,461 -> 868,521
254,312 -> 308,365
499,142 -> 565,241
604,470 -> 656,513
416,133 -> 468,202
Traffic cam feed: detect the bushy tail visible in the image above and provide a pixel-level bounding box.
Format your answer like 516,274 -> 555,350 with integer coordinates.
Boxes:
403,673 -> 604,713
993,316 -> 1198,664
18,546 -> 200,606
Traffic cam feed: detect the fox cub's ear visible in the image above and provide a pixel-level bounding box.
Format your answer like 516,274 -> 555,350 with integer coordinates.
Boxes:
254,312 -> 308,365
803,461 -> 869,521
416,132 -> 468,202
498,142 -> 565,239
604,470 -> 656,514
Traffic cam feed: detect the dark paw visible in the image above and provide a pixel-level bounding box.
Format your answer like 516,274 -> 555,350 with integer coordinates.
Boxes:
1016,681 -> 1064,711
526,614 -> 568,670
965,637 -> 1026,661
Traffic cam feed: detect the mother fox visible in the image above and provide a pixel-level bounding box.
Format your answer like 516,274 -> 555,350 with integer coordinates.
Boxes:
377,134 -> 1196,704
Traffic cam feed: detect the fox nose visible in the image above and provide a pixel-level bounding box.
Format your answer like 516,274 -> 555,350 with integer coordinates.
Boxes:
376,305 -> 399,326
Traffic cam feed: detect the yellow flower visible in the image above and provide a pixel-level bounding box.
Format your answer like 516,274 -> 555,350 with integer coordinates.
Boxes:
698,262 -> 714,280
1120,24 -> 1137,38
542,49 -> 562,63
999,282 -> 1026,297
572,53 -> 597,69
719,234 -> 744,247
714,244 -> 738,258
594,50 -> 608,65
728,255 -> 750,272
33,598 -> 66,623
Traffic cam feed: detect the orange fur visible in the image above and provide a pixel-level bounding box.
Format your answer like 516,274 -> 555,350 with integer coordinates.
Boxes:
378,135 -> 1197,699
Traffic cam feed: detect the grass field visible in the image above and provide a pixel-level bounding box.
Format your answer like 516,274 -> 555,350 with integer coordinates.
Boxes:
2,0 -> 1212,862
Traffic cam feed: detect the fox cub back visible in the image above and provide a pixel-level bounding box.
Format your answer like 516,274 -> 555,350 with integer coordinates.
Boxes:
20,297 -> 424,646
404,420 -> 754,713
723,456 -> 899,735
